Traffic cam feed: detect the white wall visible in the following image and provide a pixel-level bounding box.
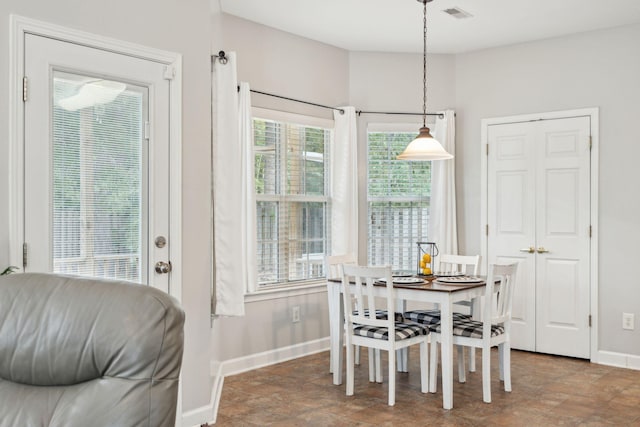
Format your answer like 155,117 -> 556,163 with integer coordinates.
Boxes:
454,25 -> 640,355
0,0 -> 214,414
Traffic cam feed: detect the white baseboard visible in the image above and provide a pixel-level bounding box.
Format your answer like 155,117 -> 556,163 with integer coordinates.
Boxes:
596,350 -> 640,370
220,337 -> 330,377
181,337 -> 330,426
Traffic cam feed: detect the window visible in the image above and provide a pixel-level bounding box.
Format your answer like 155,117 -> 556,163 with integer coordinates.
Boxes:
367,125 -> 431,272
253,109 -> 332,288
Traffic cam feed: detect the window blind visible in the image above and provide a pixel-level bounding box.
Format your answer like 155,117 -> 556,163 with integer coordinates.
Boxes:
367,130 -> 431,271
254,115 -> 331,287
52,71 -> 145,282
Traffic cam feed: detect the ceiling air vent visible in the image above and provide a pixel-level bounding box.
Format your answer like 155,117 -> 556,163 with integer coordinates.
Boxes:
442,7 -> 473,19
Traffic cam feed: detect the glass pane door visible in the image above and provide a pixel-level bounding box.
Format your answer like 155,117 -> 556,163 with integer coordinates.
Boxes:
51,71 -> 148,282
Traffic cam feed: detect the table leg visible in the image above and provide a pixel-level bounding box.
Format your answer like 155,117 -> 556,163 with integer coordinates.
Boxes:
440,299 -> 453,410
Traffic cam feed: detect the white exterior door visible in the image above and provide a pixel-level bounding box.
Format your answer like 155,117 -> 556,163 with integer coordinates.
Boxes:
487,115 -> 591,358
22,34 -> 172,293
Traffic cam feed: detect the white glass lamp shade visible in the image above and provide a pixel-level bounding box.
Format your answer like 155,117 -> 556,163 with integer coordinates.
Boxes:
396,126 -> 453,161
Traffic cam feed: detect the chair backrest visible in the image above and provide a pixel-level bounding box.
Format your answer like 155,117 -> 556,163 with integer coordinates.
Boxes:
325,254 -> 357,280
438,254 -> 481,275
341,264 -> 396,342
483,263 -> 519,331
0,273 -> 185,426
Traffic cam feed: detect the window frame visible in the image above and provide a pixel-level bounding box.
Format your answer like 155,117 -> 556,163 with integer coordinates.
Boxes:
251,107 -> 334,291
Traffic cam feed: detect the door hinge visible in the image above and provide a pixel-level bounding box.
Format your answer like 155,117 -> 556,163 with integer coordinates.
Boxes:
588,314 -> 592,327
163,65 -> 176,80
144,121 -> 150,140
589,136 -> 592,151
486,144 -> 489,156
589,225 -> 592,238
22,242 -> 28,269
485,224 -> 489,236
23,76 -> 28,102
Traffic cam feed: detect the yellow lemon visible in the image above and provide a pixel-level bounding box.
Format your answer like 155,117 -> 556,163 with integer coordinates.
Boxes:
419,260 -> 426,268
422,267 -> 432,275
422,253 -> 431,263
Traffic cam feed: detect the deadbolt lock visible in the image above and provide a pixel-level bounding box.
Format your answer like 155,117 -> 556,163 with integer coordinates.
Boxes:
155,236 -> 167,248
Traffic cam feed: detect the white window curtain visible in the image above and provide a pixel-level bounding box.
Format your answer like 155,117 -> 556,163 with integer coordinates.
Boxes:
212,51 -> 255,316
428,110 -> 458,259
331,106 -> 358,259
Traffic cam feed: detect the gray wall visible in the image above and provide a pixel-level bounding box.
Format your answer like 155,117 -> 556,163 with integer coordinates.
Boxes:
454,24 -> 640,355
0,0 -> 214,412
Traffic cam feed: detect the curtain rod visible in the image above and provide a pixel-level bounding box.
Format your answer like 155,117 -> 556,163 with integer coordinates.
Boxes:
214,51 -> 445,119
357,111 -> 444,119
243,87 -> 345,115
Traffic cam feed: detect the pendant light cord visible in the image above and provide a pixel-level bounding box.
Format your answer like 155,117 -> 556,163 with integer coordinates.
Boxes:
422,0 -> 428,128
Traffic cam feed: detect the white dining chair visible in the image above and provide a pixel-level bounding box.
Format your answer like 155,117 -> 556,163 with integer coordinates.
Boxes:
341,264 -> 429,406
327,254 -> 387,383
404,254 -> 481,374
428,262 -> 519,403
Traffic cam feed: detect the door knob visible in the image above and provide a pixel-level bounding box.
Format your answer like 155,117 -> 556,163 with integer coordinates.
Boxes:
155,261 -> 172,274
519,246 -> 535,253
537,247 -> 550,254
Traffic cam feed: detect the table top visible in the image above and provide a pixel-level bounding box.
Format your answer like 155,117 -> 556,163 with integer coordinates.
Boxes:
328,275 -> 487,293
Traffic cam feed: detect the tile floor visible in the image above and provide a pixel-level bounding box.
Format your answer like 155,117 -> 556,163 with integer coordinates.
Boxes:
214,348 -> 640,426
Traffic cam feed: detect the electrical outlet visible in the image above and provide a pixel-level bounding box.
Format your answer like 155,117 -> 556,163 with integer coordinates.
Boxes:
623,313 -> 634,330
292,306 -> 300,323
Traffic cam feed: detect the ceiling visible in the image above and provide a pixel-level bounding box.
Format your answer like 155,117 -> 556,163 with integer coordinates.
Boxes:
219,0 -> 640,54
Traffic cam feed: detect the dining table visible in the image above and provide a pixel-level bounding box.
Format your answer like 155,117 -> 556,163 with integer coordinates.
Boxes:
326,274 -> 488,410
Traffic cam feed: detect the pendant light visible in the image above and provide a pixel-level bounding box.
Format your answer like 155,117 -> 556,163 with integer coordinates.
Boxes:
397,0 -> 453,161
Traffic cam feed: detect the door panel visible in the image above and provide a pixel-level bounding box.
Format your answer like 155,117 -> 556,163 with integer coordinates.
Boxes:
488,122 -> 537,351
488,116 -> 590,358
24,34 -> 170,292
535,117 -> 591,358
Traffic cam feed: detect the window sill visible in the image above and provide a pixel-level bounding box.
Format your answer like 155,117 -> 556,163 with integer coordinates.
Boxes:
245,280 -> 328,303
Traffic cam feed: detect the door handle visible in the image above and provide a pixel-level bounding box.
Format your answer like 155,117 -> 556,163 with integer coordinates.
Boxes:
155,261 -> 172,274
537,247 -> 550,254
519,246 -> 535,253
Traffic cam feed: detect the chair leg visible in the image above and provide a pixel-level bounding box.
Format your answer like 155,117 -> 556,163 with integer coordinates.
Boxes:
469,347 -> 476,372
482,346 -> 491,403
457,345 -> 466,383
502,343 -> 512,392
368,348 -> 375,382
498,343 -> 504,381
355,345 -> 361,366
429,340 -> 438,393
398,348 -> 409,372
375,349 -> 383,383
420,342 -> 428,393
346,343 -> 355,396
388,349 -> 396,406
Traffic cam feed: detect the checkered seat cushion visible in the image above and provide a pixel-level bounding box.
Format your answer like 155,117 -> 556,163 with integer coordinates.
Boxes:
428,318 -> 505,338
403,309 -> 471,326
352,322 -> 429,341
353,309 -> 405,322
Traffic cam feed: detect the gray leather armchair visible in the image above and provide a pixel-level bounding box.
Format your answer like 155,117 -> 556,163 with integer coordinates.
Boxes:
0,273 -> 185,427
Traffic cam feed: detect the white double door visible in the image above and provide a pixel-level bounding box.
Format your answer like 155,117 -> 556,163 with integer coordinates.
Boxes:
22,34 -> 172,292
487,115 -> 591,358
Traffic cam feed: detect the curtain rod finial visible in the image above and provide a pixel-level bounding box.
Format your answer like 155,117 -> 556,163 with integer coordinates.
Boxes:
217,50 -> 228,64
